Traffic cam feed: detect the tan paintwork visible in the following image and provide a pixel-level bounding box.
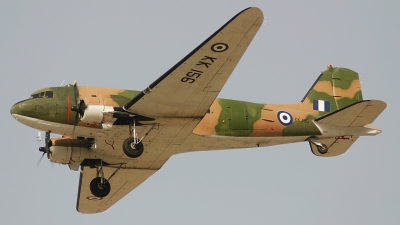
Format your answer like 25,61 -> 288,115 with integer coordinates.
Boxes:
333,80 -> 362,100
124,7 -> 264,118
192,98 -> 222,136
78,87 -> 124,107
312,80 -> 362,99
77,166 -> 156,213
317,100 -> 387,127
9,7 -> 386,214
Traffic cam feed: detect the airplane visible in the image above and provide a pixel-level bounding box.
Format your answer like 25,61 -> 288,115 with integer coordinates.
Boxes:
10,7 -> 386,214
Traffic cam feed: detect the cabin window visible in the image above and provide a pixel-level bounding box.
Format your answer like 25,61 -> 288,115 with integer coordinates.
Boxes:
30,91 -> 54,99
45,91 -> 53,98
31,93 -> 40,98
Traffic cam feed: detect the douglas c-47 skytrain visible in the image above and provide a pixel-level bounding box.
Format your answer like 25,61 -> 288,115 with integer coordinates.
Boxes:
10,7 -> 386,213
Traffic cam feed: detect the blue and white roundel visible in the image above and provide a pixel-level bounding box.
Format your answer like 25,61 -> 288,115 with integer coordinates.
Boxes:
277,111 -> 293,126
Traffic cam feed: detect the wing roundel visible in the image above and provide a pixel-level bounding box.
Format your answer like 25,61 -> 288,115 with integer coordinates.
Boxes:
124,7 -> 264,118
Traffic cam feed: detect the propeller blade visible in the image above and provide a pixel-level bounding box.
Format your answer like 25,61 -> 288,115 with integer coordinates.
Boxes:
71,81 -> 83,136
72,111 -> 79,135
37,152 -> 46,167
72,80 -> 79,105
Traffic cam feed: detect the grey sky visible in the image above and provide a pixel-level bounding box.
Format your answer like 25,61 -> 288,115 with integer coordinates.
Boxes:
1,1 -> 399,224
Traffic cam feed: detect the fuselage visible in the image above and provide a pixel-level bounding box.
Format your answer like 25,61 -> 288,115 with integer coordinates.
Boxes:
10,85 -> 323,140
9,71 -> 383,169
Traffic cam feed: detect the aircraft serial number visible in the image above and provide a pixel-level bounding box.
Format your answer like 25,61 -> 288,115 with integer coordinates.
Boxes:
181,56 -> 217,84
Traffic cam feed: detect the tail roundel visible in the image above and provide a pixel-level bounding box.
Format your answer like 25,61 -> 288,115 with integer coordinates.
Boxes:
301,65 -> 363,116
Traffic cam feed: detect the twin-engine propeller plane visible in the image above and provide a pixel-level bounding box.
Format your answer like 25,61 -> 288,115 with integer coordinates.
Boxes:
10,7 -> 386,213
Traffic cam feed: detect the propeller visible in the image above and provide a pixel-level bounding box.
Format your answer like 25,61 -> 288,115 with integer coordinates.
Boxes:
37,131 -> 52,167
70,81 -> 87,135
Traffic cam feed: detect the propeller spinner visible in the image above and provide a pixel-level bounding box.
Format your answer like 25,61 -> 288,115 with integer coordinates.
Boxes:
37,131 -> 52,166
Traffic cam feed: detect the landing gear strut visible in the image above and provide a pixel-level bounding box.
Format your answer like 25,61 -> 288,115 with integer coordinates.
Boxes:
89,160 -> 123,198
307,137 -> 329,154
89,160 -> 110,198
316,143 -> 328,154
122,121 -> 144,158
123,137 -> 144,158
122,121 -> 157,158
90,177 -> 110,198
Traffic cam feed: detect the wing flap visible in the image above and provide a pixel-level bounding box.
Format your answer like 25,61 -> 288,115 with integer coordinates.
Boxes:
316,100 -> 386,127
76,166 -> 156,214
124,7 -> 263,118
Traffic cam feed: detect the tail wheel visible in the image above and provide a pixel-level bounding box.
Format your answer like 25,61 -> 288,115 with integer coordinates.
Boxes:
90,177 -> 111,198
317,144 -> 328,154
123,137 -> 144,158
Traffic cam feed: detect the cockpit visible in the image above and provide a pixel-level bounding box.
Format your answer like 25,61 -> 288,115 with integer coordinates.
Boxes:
30,91 -> 54,99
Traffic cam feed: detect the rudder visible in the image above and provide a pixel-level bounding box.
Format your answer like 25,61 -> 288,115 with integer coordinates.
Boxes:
301,65 -> 363,116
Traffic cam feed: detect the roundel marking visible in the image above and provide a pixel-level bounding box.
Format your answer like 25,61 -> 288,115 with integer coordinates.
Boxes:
211,43 -> 229,52
277,111 -> 293,126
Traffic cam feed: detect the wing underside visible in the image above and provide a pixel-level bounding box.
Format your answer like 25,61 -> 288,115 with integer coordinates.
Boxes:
77,7 -> 264,213
77,166 -> 156,214
124,7 -> 264,118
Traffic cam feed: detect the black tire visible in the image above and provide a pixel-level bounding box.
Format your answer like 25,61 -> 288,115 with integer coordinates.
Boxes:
90,177 -> 111,198
123,137 -> 144,158
317,143 -> 328,154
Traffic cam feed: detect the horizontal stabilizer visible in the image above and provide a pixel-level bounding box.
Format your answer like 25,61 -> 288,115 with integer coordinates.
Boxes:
316,100 -> 386,127
310,136 -> 359,157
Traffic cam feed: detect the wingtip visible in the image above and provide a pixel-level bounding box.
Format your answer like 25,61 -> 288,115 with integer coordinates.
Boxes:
242,7 -> 264,19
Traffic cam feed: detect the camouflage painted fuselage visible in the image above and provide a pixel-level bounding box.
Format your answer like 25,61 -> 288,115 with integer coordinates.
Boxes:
11,66 -> 362,141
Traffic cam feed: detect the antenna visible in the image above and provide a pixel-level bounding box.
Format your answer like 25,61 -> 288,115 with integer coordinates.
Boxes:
59,80 -> 65,87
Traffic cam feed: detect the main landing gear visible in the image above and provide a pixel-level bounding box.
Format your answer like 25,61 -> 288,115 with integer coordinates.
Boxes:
307,137 -> 329,154
89,160 -> 122,198
122,121 -> 157,158
122,121 -> 144,158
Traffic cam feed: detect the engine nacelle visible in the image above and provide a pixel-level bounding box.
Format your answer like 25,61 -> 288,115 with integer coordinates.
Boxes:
49,138 -> 101,165
80,105 -> 115,129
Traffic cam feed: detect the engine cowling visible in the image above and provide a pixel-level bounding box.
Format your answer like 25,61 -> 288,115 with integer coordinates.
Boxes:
49,138 -> 100,165
80,105 -> 115,129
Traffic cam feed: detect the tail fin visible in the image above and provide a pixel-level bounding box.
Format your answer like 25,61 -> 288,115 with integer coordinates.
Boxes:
301,65 -> 363,116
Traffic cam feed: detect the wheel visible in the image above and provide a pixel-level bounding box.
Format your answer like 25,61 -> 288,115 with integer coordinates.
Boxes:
90,177 -> 111,198
123,137 -> 144,158
317,143 -> 328,154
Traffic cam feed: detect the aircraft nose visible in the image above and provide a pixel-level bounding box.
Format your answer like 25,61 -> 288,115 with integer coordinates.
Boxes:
11,103 -> 19,115
10,100 -> 26,116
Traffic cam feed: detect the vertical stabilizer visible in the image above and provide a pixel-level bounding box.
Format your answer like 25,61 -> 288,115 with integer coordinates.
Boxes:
301,65 -> 363,116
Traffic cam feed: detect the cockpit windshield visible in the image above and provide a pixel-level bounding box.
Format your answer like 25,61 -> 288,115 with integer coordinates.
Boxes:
30,91 -> 53,99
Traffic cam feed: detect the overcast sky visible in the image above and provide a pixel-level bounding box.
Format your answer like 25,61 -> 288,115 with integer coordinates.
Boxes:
1,1 -> 399,224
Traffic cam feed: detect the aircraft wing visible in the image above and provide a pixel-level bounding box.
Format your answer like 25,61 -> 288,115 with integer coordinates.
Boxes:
316,100 -> 387,127
123,7 -> 263,118
76,166 -> 156,214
